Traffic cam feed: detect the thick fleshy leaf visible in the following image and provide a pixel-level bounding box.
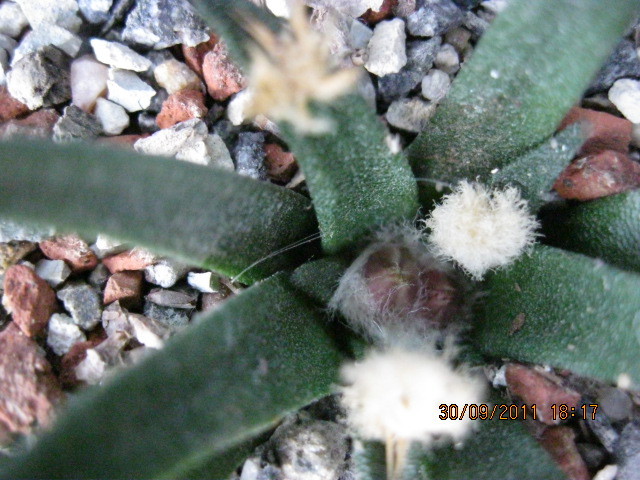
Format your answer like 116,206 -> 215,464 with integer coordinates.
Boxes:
408,0 -> 640,183
474,245 -> 640,385
0,261 -> 348,479
189,0 -> 282,68
353,393 -> 563,479
0,137 -> 318,283
282,95 -> 419,253
541,189 -> 640,272
489,125 -> 585,212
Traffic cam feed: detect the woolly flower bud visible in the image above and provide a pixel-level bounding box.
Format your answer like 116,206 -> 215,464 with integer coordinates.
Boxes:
424,181 -> 539,280
329,228 -> 469,345
340,348 -> 485,479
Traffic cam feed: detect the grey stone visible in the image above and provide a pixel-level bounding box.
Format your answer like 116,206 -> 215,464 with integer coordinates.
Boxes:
46,313 -> 86,355
269,420 -> 349,480
463,10 -> 489,38
599,388 -> 632,422
616,422 -> 640,480
234,132 -> 267,180
88,263 -> 110,287
35,259 -> 71,287
434,43 -> 460,74
122,0 -> 209,49
0,48 -> 8,86
421,68 -> 450,101
365,18 -> 407,77
0,219 -> 54,243
0,34 -> 16,56
576,443 -> 607,470
101,302 -> 133,338
148,88 -> 169,114
11,25 -> 82,64
348,19 -> 373,50
585,403 -> 619,454
7,46 -> 71,109
386,97 -> 436,132
407,0 -> 464,37
589,40 -> 640,94
143,301 -> 190,329
15,0 -> 81,32
53,105 -> 103,142
79,0 -> 113,24
106,68 -> 156,112
146,288 -> 197,309
90,38 -> 152,72
0,1 -> 28,38
57,282 -> 102,331
137,111 -> 159,134
378,37 -> 441,102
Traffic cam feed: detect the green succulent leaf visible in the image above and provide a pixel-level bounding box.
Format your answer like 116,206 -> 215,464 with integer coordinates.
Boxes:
541,189 -> 640,272
0,137 -> 319,284
0,262 -> 347,479
282,95 -> 420,254
474,244 -> 640,385
408,0 -> 640,183
489,125 -> 586,212
189,0 -> 282,69
353,393 -> 563,480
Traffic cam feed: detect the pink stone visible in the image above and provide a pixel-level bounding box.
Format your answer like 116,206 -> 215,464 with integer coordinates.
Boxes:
70,54 -> 109,113
103,270 -> 143,307
2,265 -> 57,337
554,150 -> 640,201
264,143 -> 298,183
156,89 -> 207,129
102,249 -> 156,274
0,85 -> 30,122
39,234 -> 98,273
0,323 -> 64,435
97,134 -> 149,149
540,426 -> 590,480
560,106 -> 632,156
202,42 -> 246,102
505,364 -> 581,425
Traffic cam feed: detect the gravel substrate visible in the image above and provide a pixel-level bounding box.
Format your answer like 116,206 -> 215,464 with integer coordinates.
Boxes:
1,0 -> 640,479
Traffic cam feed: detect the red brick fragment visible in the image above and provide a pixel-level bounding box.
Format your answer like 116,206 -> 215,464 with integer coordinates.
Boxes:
59,330 -> 107,388
2,265 -> 57,337
103,270 -> 143,307
102,249 -> 156,274
0,323 -> 64,435
505,364 -> 581,425
264,143 -> 298,183
39,234 -> 98,273
182,33 -> 219,78
156,89 -> 208,129
97,134 -> 149,149
361,0 -> 398,24
539,426 -> 590,480
0,108 -> 60,138
202,42 -> 247,101
560,106 -> 632,155
554,150 -> 640,201
0,86 -> 30,122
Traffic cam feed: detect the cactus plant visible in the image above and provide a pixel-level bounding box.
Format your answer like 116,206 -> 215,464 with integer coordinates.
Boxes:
1,0 -> 639,479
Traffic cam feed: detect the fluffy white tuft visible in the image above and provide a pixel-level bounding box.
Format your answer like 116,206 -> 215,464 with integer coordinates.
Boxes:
423,181 -> 539,280
340,348 -> 484,443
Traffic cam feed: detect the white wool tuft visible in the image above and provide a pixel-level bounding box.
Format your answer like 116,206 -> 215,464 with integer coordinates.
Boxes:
424,181 -> 539,280
340,348 -> 484,443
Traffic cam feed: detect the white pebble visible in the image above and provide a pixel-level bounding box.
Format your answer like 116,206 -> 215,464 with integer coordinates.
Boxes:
35,259 -> 71,287
265,0 -> 290,17
386,97 -> 436,132
421,69 -> 450,101
609,78 -> 640,123
47,313 -> 86,356
153,58 -> 202,95
187,271 -> 221,293
15,0 -> 81,32
11,25 -> 82,65
70,54 -> 109,112
0,49 -> 7,86
106,68 -> 156,112
144,259 -> 190,288
434,44 -> 459,74
227,89 -> 253,126
365,18 -> 407,77
94,98 -> 130,135
90,38 -> 152,72
0,1 -> 29,38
